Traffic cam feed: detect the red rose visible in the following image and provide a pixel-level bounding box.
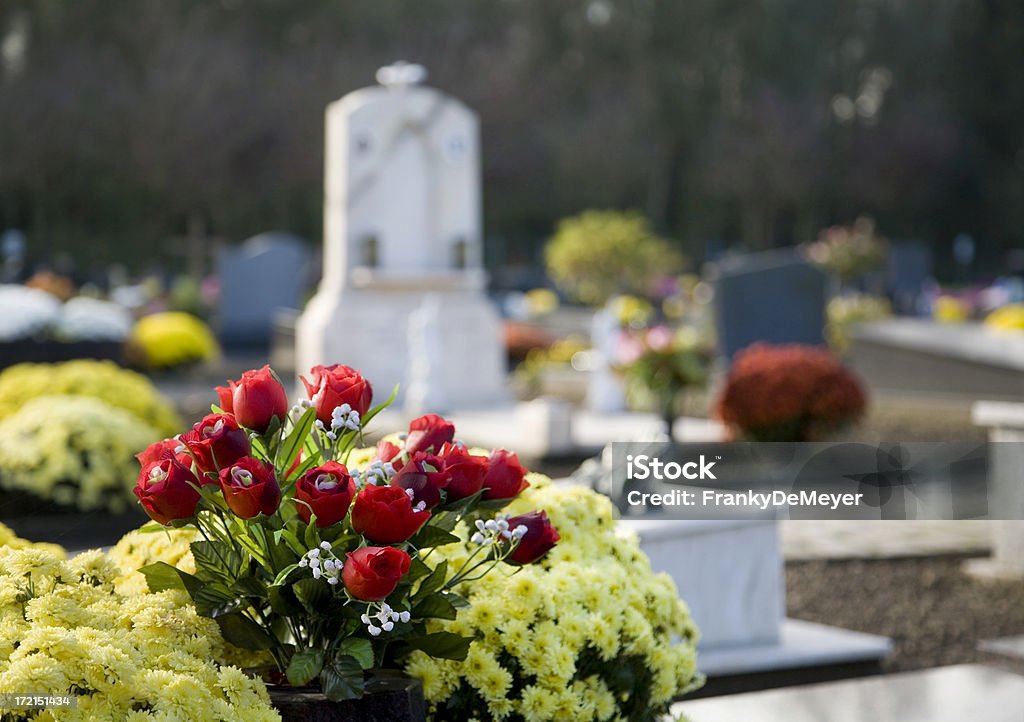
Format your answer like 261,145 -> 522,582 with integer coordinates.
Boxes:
226,365 -> 289,433
219,457 -> 281,519
181,413 -> 251,480
135,437 -> 190,468
482,449 -> 530,500
437,442 -> 489,502
505,510 -> 560,565
375,440 -> 403,466
295,462 -> 357,527
389,452 -> 449,509
215,385 -> 234,414
300,364 -> 373,425
350,484 -> 430,543
342,546 -> 411,601
134,458 -> 201,526
404,414 -> 455,455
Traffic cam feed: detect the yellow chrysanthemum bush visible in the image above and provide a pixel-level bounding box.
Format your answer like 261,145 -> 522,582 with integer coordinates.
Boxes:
0,545 -> 280,722
405,476 -> 703,722
0,396 -> 161,512
985,303 -> 1024,332
130,311 -> 219,369
0,360 -> 181,436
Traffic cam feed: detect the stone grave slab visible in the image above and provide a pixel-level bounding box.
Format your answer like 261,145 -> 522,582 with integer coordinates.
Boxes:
849,320 -> 1024,400
672,664 -> 1024,722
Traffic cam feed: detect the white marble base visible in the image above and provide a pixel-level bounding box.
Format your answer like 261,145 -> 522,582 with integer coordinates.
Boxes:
672,664 -> 1024,722
978,634 -> 1024,661
619,519 -> 784,649
970,401 -> 1024,579
699,618 -> 893,677
368,408 -> 723,458
296,286 -> 508,411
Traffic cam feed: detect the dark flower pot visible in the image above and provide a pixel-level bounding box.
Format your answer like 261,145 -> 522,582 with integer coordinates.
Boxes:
268,674 -> 426,722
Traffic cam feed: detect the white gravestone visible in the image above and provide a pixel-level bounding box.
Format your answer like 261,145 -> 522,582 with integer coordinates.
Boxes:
587,305 -> 628,412
296,63 -> 507,410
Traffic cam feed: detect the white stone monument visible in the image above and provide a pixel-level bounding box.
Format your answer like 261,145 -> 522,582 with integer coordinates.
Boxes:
586,304 -> 628,412
296,62 -> 508,410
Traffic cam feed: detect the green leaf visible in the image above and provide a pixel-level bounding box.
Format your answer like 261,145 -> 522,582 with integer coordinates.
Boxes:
303,516 -> 320,550
288,455 -> 319,482
268,584 -> 303,617
320,656 -> 365,702
281,407 -> 316,471
272,563 -> 300,587
193,583 -> 242,617
292,577 -> 331,614
276,528 -> 308,557
215,613 -> 275,650
413,560 -> 448,601
410,525 -> 460,549
405,557 -> 432,584
442,591 -> 470,609
406,632 -> 473,661
337,638 -> 374,670
440,488 -> 485,517
412,595 -> 456,620
139,562 -> 202,597
231,575 -> 266,598
286,648 -> 324,687
190,540 -> 243,582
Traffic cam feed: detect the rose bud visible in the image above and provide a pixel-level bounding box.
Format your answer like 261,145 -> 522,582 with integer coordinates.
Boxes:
404,414 -> 455,455
505,510 -> 560,565
351,484 -> 430,544
134,458 -> 201,526
375,440 -> 403,467
389,452 -> 449,509
295,462 -> 357,527
215,385 -> 234,414
300,364 -> 373,425
227,365 -> 289,433
181,413 -> 250,479
482,449 -> 530,500
219,457 -> 281,519
437,442 -> 489,502
342,546 -> 411,601
135,437 -> 190,468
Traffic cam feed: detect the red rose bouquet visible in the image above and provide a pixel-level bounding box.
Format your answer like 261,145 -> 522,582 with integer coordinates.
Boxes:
715,343 -> 867,441
133,363 -> 557,701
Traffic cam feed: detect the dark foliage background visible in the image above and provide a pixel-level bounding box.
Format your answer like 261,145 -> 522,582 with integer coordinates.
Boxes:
1,0 -> 1022,277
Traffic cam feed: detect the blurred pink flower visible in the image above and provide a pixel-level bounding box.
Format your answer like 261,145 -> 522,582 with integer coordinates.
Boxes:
646,325 -> 674,351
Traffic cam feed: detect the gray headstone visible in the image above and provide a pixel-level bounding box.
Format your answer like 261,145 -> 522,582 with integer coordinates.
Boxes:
710,249 -> 828,359
217,232 -> 312,345
887,241 -> 933,314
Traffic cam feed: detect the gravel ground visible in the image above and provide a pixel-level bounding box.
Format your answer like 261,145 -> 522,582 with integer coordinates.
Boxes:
787,556 -> 1024,676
